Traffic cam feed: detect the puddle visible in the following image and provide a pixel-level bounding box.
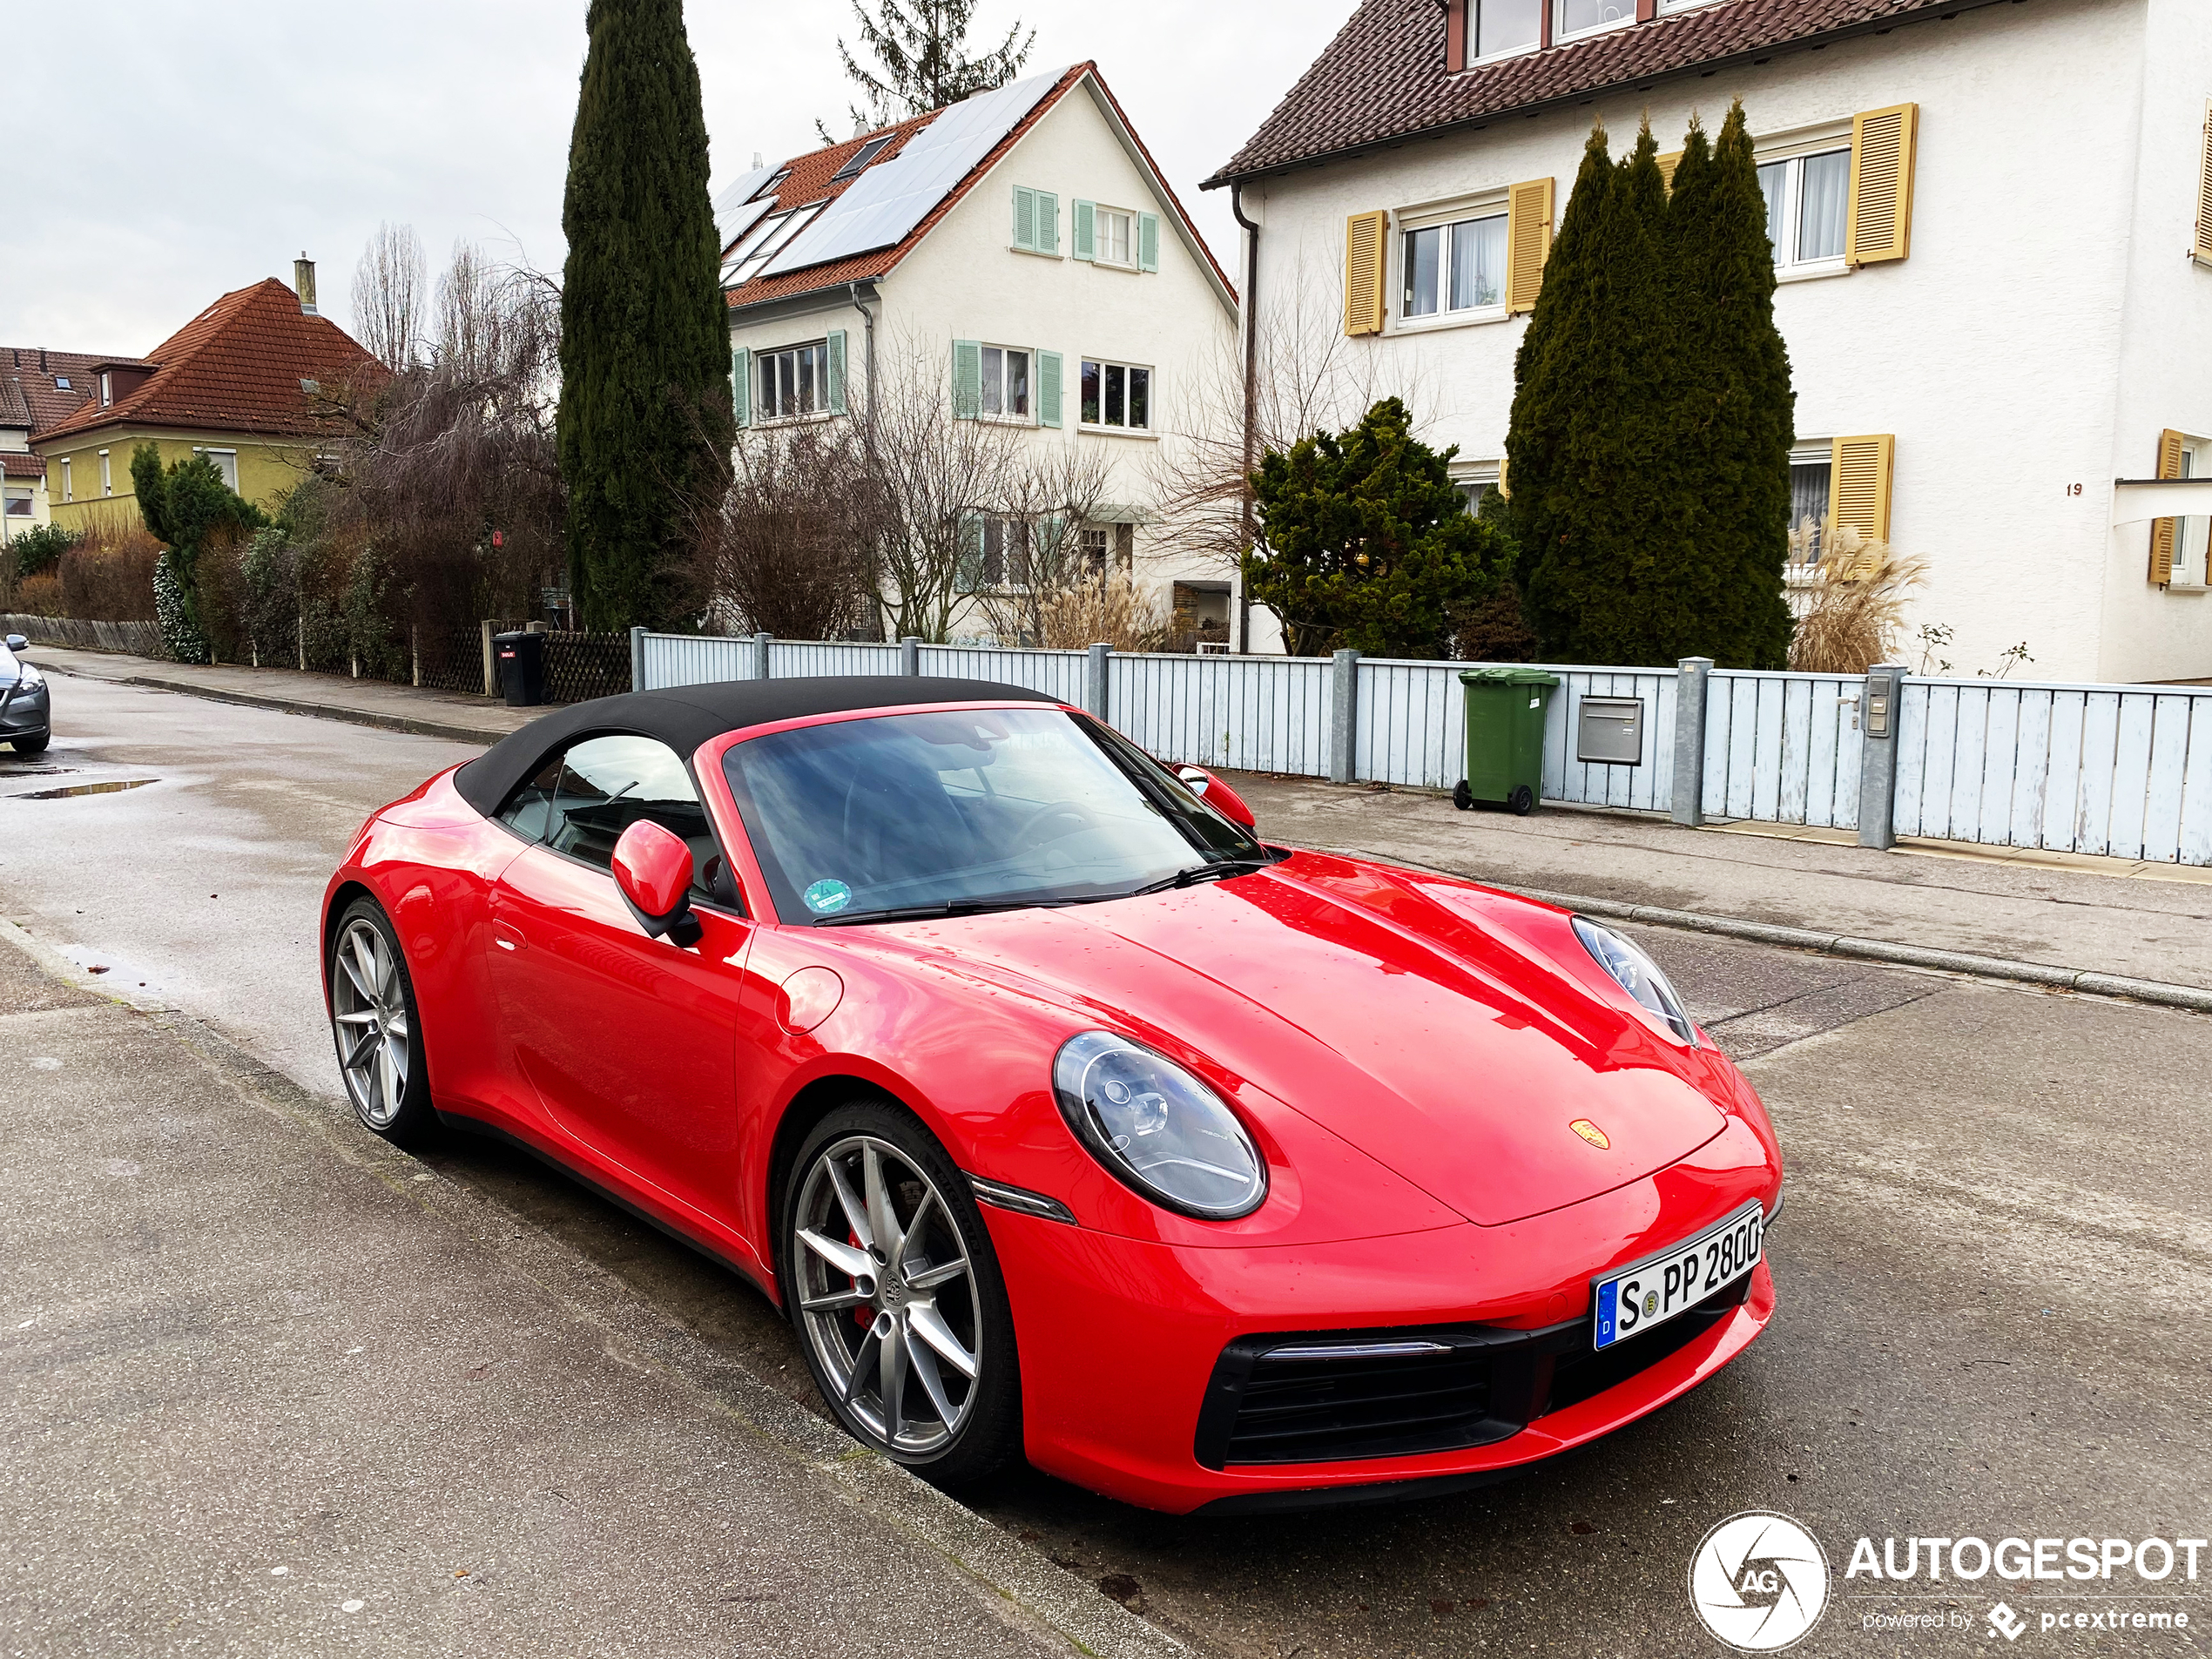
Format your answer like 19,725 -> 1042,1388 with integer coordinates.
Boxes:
10,779 -> 158,800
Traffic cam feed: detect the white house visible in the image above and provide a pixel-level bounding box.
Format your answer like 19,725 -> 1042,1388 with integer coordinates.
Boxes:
718,64 -> 1248,648
1204,0 -> 2212,682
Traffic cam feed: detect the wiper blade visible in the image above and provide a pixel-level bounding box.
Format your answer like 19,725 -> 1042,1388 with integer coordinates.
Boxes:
1130,855 -> 1278,896
813,895 -> 1070,927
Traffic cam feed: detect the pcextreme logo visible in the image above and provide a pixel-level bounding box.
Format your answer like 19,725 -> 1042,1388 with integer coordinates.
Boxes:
1689,1511 -> 1831,1651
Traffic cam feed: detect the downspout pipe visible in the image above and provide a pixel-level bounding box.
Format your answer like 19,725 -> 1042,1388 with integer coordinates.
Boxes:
1230,182 -> 1261,654
846,280 -> 876,408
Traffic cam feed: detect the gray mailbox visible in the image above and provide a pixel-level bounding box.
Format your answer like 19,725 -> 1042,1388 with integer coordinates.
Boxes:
1577,696 -> 1644,765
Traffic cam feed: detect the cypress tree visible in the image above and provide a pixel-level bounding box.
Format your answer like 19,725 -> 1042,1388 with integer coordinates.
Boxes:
1669,99 -> 1795,667
1507,122 -> 1703,664
557,0 -> 733,631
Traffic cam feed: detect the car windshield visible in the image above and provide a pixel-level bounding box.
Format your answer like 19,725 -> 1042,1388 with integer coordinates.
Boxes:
721,706 -> 1266,924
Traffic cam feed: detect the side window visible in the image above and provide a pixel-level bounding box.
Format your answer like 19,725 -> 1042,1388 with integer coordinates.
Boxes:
503,734 -> 740,907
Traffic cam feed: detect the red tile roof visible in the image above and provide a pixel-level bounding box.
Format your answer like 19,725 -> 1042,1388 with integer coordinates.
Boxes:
2,452 -> 48,479
1206,0 -> 2001,185
0,347 -> 148,435
35,280 -> 384,446
726,63 -> 1234,310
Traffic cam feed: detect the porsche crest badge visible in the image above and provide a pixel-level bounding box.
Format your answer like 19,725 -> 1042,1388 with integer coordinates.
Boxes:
1569,1118 -> 1611,1150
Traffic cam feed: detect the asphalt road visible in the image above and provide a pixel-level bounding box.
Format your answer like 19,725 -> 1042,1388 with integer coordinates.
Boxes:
5,676 -> 2209,1658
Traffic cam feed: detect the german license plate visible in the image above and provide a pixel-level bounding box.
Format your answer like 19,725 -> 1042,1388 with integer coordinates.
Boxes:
1592,1201 -> 1764,1351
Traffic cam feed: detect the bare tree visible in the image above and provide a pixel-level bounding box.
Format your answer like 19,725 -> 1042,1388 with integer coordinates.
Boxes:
701,420 -> 878,638
351,221 -> 428,373
968,439 -> 1116,644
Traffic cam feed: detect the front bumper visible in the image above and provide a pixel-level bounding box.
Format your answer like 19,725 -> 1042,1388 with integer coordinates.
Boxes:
0,682 -> 50,736
987,1115 -> 1777,1514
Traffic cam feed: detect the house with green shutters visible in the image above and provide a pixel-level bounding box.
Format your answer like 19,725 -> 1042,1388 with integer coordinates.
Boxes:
718,62 -> 1250,646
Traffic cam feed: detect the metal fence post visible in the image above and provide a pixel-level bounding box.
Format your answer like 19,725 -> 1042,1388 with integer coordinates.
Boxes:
1329,649 -> 1361,784
1086,643 -> 1111,722
1671,657 -> 1712,826
479,619 -> 494,697
900,636 -> 921,676
752,632 -> 772,682
1856,663 -> 1905,849
629,625 -> 646,692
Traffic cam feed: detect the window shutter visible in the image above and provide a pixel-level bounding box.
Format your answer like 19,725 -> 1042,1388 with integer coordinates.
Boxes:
1656,151 -> 1683,193
1137,212 -> 1159,273
1037,350 -> 1062,428
825,329 -> 846,415
731,347 -> 751,428
957,513 -> 985,593
1829,435 -> 1895,560
1073,199 -> 1096,262
1013,185 -> 1037,251
1344,210 -> 1387,336
2194,101 -> 2212,266
1845,104 -> 1919,266
951,339 -> 981,419
1496,457 -> 1509,500
1036,190 -> 1060,256
2150,427 -> 2186,584
1505,179 -> 1554,314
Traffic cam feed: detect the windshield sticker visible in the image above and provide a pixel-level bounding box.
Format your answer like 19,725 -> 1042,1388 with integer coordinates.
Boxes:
803,878 -> 853,914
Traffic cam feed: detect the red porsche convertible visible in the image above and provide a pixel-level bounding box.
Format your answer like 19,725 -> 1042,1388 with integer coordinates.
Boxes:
323,678 -> 1781,1514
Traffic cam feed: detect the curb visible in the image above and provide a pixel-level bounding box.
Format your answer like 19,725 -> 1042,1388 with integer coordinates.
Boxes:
45,661 -> 519,747
0,917 -> 1185,1659
1321,848 -> 2212,1015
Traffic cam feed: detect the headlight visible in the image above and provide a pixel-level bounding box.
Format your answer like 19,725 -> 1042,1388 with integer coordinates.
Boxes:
16,664 -> 41,688
1572,916 -> 1697,1045
1052,1031 -> 1266,1219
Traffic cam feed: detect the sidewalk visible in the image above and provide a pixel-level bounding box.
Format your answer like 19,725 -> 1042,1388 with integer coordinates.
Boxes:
33,644 -> 541,745
30,642 -> 2210,1003
0,928 -> 1170,1659
1232,773 -> 2212,1001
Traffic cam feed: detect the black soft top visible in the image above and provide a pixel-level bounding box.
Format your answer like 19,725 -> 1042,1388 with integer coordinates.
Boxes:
451,675 -> 1064,817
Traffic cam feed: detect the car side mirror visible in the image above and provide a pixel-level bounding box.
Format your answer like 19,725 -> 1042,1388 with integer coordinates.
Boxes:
1177,765 -> 1257,833
611,819 -> 703,949
4,634 -> 26,652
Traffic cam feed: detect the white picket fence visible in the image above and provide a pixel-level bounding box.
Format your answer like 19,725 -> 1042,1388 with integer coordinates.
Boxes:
632,631 -> 2212,866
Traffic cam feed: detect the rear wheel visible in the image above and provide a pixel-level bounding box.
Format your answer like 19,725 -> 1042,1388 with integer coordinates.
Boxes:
1452,779 -> 1474,811
12,732 -> 48,755
1508,784 -> 1534,816
783,1101 -> 1020,1487
327,897 -> 435,1143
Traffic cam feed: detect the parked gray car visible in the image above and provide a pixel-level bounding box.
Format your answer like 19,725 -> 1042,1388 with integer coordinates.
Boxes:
1,633 -> 50,755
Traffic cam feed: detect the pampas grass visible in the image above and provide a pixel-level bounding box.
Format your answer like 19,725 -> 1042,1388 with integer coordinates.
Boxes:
1786,521 -> 1926,673
1035,571 -> 1168,651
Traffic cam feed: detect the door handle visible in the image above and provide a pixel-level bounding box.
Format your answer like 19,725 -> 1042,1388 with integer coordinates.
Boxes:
491,920 -> 527,953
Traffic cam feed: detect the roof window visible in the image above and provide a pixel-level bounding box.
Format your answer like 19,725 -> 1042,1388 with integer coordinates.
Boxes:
53,376 -> 71,389
832,135 -> 896,180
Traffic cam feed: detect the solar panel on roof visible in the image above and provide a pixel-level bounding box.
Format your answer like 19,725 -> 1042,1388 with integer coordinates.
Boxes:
718,196 -> 776,260
714,164 -> 783,241
761,70 -> 1065,279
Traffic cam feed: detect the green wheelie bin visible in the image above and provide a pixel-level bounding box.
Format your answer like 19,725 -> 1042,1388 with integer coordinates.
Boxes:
1453,666 -> 1560,816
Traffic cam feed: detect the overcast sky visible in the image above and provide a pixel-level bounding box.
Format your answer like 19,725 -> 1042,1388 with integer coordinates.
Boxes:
2,0 -> 1354,354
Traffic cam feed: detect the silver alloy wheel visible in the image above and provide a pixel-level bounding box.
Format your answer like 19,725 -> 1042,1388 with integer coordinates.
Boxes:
792,1134 -> 983,1456
331,917 -> 411,1128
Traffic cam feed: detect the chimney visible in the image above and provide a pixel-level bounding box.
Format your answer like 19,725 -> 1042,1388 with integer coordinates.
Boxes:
294,253 -> 319,315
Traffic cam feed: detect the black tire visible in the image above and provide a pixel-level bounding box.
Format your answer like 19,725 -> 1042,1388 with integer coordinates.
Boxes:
327,896 -> 435,1143
1452,779 -> 1474,812
1508,784 -> 1534,816
12,732 -> 48,755
782,1098 -> 1021,1488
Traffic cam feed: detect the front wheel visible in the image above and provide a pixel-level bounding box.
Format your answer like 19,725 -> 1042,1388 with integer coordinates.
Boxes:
1508,784 -> 1534,816
327,897 -> 435,1143
783,1101 -> 1021,1487
1452,779 -> 1474,811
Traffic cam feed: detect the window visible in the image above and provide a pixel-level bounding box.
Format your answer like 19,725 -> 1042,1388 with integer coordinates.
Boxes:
99,373 -> 112,408
1555,0 -> 1633,40
725,200 -> 825,286
193,447 -> 239,490
1787,443 -> 1834,568
1471,0 -> 1540,57
3,489 -> 31,517
1095,206 -> 1136,266
59,458 -> 71,502
497,733 -> 731,900
832,134 -> 894,180
981,346 -> 1029,419
1080,359 -> 1150,430
53,376 -> 70,391
981,514 -> 1030,589
2175,435 -> 2212,587
759,341 -> 829,421
1453,461 -> 1502,516
1757,148 -> 1851,269
1079,523 -> 1134,579
1403,212 -> 1508,318
98,449 -> 111,496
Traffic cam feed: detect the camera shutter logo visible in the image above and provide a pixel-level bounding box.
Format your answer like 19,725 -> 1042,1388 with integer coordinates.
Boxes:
1688,1511 -> 1831,1651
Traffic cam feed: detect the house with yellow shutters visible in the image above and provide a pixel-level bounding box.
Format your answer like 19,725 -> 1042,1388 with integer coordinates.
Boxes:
1204,0 -> 2212,681
35,260 -> 382,536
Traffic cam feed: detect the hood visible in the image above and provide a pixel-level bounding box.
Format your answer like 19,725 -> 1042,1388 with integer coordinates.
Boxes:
879,853 -> 1727,1228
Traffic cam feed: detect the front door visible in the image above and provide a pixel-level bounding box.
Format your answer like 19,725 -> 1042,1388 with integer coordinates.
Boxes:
486,733 -> 754,1218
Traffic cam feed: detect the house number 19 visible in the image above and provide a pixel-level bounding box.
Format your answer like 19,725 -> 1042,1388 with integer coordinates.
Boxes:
2066,482 -> 2083,496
